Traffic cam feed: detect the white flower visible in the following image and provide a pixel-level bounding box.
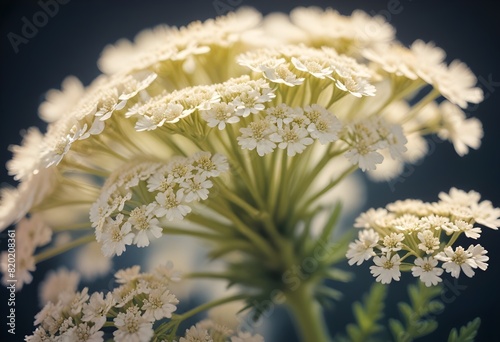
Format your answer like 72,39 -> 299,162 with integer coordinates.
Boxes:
39,76 -> 85,123
284,7 -> 395,54
410,40 -> 446,83
437,101 -> 483,156
76,242 -> 113,280
6,127 -> 45,182
354,208 -> 392,229
180,174 -> 213,202
179,325 -> 212,342
291,56 -> 333,79
370,253 -> 401,284
100,214 -> 135,257
147,171 -> 175,192
471,200 -> 500,229
192,152 -> 228,178
346,229 -> 379,266
64,322 -> 104,342
141,289 -> 179,320
411,257 -> 443,287
417,230 -> 440,254
452,220 -> 481,239
135,102 -> 185,131
0,167 -> 57,231
129,204 -> 163,247
114,306 -> 154,342
238,120 -> 277,156
154,189 -> 192,221
115,265 -> 141,284
265,104 -> 295,129
39,268 -> 80,306
433,60 -> 484,109
305,105 -> 342,144
113,284 -> 138,309
201,102 -> 239,130
363,44 -> 419,80
335,75 -> 376,97
262,62 -> 305,86
232,90 -> 267,117
390,214 -> 422,232
385,124 -> 407,159
386,199 -> 430,216
166,157 -> 194,182
153,262 -> 182,284
438,187 -> 480,206
420,215 -> 451,231
436,246 -> 476,278
381,232 -> 404,253
270,123 -> 314,156
402,133 -> 428,164
231,331 -> 265,342
345,144 -> 384,172
25,327 -> 52,342
11,214 -> 51,256
1,243 -> 35,290
467,244 -> 489,271
58,287 -> 89,316
366,150 -> 404,182
82,292 -> 115,327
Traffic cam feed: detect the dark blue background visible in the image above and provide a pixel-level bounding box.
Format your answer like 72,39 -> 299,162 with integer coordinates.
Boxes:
1,0 -> 499,341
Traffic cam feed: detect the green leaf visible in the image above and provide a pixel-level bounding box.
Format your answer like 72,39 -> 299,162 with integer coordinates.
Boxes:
325,267 -> 354,283
389,318 -> 408,342
447,318 -> 481,342
390,282 -> 443,342
342,283 -> 388,342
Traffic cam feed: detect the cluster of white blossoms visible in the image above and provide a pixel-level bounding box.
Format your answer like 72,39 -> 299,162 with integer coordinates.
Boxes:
26,262 -> 264,342
0,214 -> 51,290
26,264 -> 180,342
0,6 -> 492,341
126,75 -> 275,133
176,321 -> 264,342
28,264 -> 263,342
347,188 -> 500,286
90,152 -> 228,256
237,103 -> 340,157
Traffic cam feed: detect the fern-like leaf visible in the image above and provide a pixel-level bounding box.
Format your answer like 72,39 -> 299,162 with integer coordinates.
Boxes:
448,318 -> 481,342
343,282 -> 388,342
389,282 -> 443,342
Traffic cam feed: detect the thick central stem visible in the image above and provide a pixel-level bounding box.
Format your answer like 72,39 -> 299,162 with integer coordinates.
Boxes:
285,283 -> 331,342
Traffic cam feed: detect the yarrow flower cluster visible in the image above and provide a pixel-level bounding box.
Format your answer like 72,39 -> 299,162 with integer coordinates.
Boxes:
26,264 -> 180,342
347,188 -> 499,285
91,152 -> 228,256
0,6 -> 493,341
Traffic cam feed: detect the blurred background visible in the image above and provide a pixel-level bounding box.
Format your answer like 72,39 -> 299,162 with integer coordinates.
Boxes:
1,0 -> 499,340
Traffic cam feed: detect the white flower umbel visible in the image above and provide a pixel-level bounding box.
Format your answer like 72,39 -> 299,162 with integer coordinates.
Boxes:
346,229 -> 379,266
348,189 -> 498,286
0,6 -> 494,342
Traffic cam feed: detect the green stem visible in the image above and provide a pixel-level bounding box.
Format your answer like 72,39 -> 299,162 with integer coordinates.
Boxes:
286,284 -> 331,342
175,294 -> 247,322
34,234 -> 95,263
